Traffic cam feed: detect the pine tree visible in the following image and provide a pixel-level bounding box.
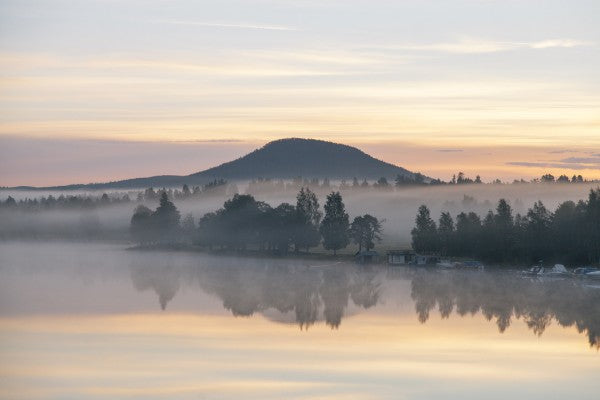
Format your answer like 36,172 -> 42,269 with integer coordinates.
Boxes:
295,187 -> 322,252
438,212 -> 455,256
320,192 -> 350,255
153,192 -> 181,241
586,188 -> 600,263
494,199 -> 515,262
524,201 -> 552,262
411,205 -> 438,254
130,205 -> 154,244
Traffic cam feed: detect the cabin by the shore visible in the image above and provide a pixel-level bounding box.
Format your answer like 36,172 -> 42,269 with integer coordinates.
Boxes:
387,250 -> 440,266
387,250 -> 415,265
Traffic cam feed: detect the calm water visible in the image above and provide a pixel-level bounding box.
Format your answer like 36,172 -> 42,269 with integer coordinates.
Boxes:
0,242 -> 598,399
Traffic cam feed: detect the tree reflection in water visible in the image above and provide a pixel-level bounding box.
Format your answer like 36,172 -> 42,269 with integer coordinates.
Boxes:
410,270 -> 600,348
128,258 -> 600,346
129,258 -> 381,329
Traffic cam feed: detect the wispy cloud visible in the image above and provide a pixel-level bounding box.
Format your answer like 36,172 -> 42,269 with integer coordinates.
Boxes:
508,155 -> 600,170
530,39 -> 590,49
437,149 -> 464,152
506,161 -> 589,170
150,19 -> 297,31
561,156 -> 600,164
383,38 -> 593,54
548,149 -> 579,154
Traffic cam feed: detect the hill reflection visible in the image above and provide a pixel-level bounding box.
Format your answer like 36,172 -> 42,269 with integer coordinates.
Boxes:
128,259 -> 600,346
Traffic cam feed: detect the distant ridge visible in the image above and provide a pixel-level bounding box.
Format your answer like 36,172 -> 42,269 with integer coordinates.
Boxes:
9,138 -> 422,190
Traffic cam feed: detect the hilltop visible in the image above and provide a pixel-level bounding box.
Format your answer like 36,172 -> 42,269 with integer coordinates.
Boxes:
11,138 -> 421,190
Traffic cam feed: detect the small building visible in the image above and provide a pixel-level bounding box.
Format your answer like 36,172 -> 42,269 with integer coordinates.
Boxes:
355,250 -> 380,264
387,250 -> 416,265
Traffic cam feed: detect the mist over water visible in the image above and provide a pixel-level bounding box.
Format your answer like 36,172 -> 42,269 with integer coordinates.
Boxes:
2,182 -> 598,247
0,241 -> 599,399
1,183 -> 600,399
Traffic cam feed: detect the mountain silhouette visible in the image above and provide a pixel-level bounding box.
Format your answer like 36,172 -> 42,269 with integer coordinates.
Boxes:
14,138 -> 421,190
191,138 -> 415,181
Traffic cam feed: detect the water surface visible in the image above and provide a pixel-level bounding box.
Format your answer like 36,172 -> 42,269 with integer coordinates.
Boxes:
1,242 -> 598,399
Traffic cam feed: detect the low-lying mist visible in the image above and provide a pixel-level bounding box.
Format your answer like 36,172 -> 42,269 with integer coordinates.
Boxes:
1,183 -> 598,247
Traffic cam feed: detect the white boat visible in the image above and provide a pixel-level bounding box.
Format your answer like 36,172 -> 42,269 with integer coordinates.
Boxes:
586,270 -> 600,279
543,264 -> 570,277
520,264 -> 569,278
573,267 -> 600,278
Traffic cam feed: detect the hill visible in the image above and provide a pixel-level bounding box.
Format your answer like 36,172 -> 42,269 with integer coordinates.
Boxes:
11,138 -> 421,190
191,138 -> 416,181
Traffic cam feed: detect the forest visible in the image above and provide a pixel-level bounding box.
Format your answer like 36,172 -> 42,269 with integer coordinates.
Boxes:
130,188 -> 382,256
411,188 -> 600,265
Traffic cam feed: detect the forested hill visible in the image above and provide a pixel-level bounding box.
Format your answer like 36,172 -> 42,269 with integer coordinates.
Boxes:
11,138 -> 420,190
190,138 -> 416,181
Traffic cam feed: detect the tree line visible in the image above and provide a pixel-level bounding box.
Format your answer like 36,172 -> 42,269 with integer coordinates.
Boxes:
3,171 -> 596,212
411,188 -> 600,265
0,180 -> 232,212
130,188 -> 383,255
138,180 -> 231,201
0,193 -> 132,211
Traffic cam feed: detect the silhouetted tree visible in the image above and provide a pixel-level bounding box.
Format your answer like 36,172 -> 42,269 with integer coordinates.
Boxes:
320,192 -> 350,255
524,201 -> 552,262
437,212 -> 455,256
271,203 -> 297,253
144,187 -> 157,201
350,214 -> 382,252
541,174 -> 555,183
411,205 -> 438,254
4,196 -> 16,207
130,205 -> 154,244
197,212 -> 221,250
455,211 -> 481,257
221,194 -> 264,250
557,174 -> 570,183
181,213 -> 196,242
153,192 -> 181,241
586,188 -> 600,263
294,187 -> 322,252
494,199 -> 515,261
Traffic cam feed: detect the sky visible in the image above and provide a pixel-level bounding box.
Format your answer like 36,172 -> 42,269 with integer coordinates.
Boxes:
0,0 -> 599,186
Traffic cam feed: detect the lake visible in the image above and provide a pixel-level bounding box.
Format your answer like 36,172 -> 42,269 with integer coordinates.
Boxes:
0,242 -> 598,399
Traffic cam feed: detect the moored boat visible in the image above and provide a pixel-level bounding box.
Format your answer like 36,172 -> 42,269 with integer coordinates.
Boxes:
573,267 -> 599,277
520,264 -> 569,278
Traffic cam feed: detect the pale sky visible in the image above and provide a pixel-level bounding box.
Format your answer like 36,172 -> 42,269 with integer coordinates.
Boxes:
1,0 -> 599,186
